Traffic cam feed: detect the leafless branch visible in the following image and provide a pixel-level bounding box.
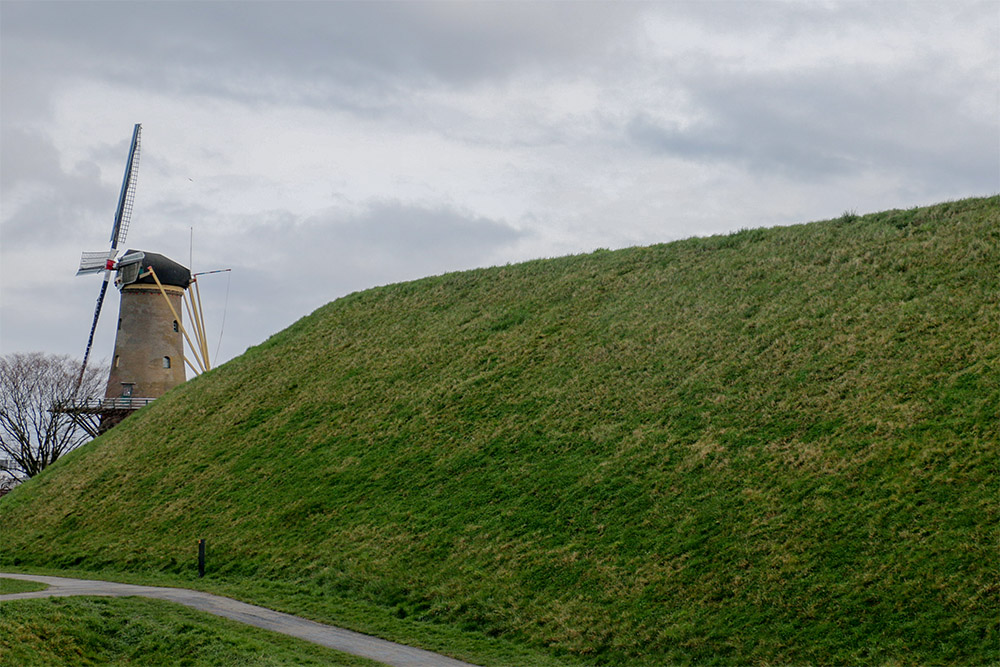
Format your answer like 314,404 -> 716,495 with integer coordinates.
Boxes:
0,352 -> 107,480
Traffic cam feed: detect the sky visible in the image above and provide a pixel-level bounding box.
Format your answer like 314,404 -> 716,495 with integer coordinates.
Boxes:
2,1 -> 997,373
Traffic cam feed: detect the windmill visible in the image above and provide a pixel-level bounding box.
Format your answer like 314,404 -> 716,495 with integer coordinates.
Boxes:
65,123 -> 213,434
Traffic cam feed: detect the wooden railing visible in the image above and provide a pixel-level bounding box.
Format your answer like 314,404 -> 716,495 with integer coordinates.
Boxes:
52,397 -> 156,413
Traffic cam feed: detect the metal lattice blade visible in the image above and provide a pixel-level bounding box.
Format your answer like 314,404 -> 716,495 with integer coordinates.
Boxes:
110,123 -> 142,248
77,278 -> 110,392
77,250 -> 116,275
74,123 -> 141,394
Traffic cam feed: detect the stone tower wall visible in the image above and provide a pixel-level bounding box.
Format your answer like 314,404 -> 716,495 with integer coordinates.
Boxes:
105,284 -> 187,399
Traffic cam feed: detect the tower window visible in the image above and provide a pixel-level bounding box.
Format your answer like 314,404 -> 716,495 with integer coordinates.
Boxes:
163,356 -> 171,369
114,355 -> 120,368
118,318 -> 122,330
172,320 -> 179,332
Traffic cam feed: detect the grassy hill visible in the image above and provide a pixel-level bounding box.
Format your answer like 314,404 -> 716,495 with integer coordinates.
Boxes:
2,196 -> 997,665
1,594 -> 380,666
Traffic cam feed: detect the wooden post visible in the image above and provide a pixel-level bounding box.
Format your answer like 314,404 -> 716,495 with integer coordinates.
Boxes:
198,538 -> 206,578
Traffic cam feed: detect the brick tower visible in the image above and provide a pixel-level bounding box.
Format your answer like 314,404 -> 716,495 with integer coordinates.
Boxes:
100,251 -> 191,429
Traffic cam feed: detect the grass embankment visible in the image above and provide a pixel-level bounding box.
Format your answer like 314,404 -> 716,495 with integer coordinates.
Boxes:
0,596 -> 380,666
0,577 -> 48,594
2,196 -> 997,665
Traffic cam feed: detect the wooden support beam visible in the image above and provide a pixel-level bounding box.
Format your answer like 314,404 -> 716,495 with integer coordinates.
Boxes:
148,266 -> 205,372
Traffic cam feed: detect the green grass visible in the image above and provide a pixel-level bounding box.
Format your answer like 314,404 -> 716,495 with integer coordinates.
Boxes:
0,565 -> 571,667
0,596 -> 380,666
2,196 -> 998,665
0,577 -> 48,594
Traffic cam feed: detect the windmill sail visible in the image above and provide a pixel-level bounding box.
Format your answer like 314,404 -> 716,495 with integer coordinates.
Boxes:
76,123 -> 142,391
77,250 -> 116,276
110,124 -> 141,248
79,281 -> 111,386
115,252 -> 145,286
116,251 -> 146,267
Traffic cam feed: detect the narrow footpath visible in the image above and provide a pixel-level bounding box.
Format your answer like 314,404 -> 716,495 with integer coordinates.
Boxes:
0,573 -> 476,667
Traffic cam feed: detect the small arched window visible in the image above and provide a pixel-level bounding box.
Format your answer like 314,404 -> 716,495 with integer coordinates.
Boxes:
163,356 -> 171,369
172,320 -> 179,332
118,318 -> 122,330
114,355 -> 120,368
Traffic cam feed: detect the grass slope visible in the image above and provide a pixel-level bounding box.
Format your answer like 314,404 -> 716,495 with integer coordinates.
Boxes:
2,196 -> 997,665
0,577 -> 48,594
0,596 -> 379,666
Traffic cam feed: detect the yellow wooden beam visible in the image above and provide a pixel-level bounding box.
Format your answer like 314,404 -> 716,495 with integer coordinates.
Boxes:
193,278 -> 212,371
148,267 -> 205,373
182,291 -> 206,371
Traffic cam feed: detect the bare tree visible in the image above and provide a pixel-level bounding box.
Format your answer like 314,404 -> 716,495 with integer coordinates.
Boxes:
0,352 -> 107,481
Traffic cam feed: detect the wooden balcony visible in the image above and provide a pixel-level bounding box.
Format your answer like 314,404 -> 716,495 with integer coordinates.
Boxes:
52,397 -> 156,414
50,397 -> 157,437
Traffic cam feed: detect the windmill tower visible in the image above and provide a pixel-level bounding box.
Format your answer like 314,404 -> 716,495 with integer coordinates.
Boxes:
68,124 -> 210,433
103,251 -> 190,403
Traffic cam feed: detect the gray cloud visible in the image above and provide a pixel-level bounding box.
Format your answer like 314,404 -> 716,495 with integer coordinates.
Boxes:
0,127 -> 115,246
627,53 -> 998,192
2,2 -> 636,113
236,200 -> 525,295
329,200 -> 525,269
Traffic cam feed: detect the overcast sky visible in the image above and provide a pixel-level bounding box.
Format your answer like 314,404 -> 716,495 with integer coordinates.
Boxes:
2,1 -> 997,372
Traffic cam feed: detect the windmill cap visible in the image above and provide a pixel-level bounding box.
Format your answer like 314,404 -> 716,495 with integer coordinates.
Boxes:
121,250 -> 192,288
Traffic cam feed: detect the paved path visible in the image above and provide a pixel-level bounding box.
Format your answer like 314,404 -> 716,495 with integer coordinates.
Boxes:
0,573 -> 476,667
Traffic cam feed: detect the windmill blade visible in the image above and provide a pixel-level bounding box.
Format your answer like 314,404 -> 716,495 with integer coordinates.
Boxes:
73,123 -> 142,394
77,279 -> 110,392
116,251 -> 146,267
77,250 -> 116,275
109,123 -> 142,248
115,252 -> 146,287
